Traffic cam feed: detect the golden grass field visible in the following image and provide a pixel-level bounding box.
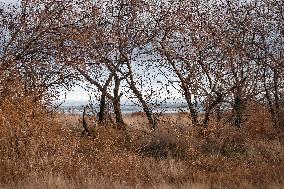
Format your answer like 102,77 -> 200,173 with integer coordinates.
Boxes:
0,100 -> 283,189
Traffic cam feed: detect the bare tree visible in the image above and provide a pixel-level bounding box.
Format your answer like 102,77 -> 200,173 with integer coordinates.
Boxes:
249,0 -> 284,128
152,1 -> 232,127
0,1 -> 82,103
65,0 -> 159,129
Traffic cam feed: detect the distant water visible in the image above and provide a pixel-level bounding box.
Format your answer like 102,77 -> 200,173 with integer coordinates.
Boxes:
58,104 -> 192,115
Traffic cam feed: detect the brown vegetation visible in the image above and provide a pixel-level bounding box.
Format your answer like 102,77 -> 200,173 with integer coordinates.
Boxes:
0,0 -> 283,188
0,98 -> 283,189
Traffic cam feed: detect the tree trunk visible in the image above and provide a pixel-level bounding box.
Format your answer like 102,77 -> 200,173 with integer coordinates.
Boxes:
273,68 -> 281,127
203,93 -> 223,128
82,106 -> 91,136
130,85 -> 156,130
98,93 -> 106,123
129,84 -> 157,129
162,47 -> 199,126
124,59 -> 156,129
183,87 -> 198,126
233,95 -> 243,128
98,74 -> 114,124
113,76 -> 125,129
113,97 -> 125,129
216,105 -> 221,122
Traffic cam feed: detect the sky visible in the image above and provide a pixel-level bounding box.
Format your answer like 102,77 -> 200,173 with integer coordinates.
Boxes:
0,0 -> 87,105
0,0 -> 100,105
0,0 -> 17,4
0,0 -> 184,107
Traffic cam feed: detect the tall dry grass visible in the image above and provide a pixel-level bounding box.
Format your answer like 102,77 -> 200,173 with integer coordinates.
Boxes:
0,97 -> 283,189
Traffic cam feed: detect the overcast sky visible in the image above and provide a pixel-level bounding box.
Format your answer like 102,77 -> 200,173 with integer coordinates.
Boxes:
0,0 -> 17,4
0,0 -> 183,107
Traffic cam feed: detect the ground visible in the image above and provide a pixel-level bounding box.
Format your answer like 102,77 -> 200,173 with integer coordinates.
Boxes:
0,106 -> 283,189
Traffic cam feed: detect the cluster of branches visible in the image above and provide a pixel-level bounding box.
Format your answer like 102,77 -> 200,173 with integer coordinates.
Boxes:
0,0 -> 283,130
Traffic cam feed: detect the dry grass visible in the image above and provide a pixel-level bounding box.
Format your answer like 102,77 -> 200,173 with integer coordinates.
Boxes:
0,99 -> 283,189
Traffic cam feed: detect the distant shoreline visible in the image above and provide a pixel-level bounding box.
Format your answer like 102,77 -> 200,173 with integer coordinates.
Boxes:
57,104 -> 192,115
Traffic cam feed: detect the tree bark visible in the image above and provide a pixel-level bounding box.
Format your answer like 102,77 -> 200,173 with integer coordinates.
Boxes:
137,91 -> 156,130
82,106 -> 91,136
98,93 -> 106,123
162,46 -> 199,126
113,76 -> 125,129
123,56 -> 157,129
128,83 -> 156,129
182,86 -> 198,126
273,68 -> 280,127
203,93 -> 223,128
233,94 -> 243,128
